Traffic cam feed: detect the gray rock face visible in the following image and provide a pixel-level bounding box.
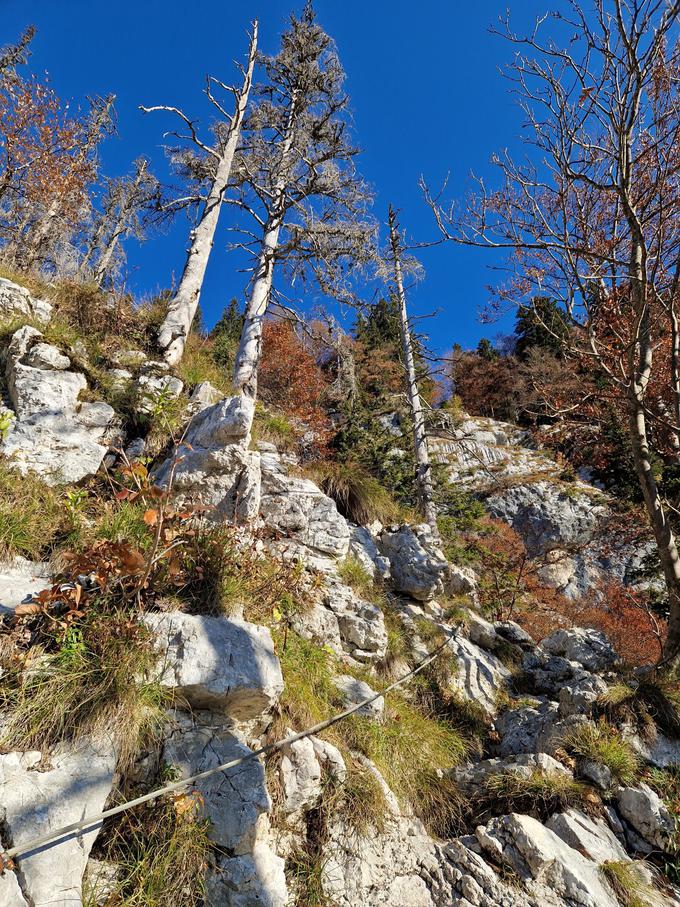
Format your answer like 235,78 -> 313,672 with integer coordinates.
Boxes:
188,380 -> 224,413
1,326 -> 117,484
155,396 -> 261,524
348,525 -> 391,581
280,734 -> 323,814
448,635 -> 511,713
615,784 -> 676,852
558,673 -> 609,718
321,578 -> 388,662
260,453 -> 350,558
486,481 -> 605,558
334,674 -> 385,718
206,843 -> 287,907
476,813 -> 620,907
0,557 -> 50,615
145,611 -> 283,719
0,870 -> 27,907
164,717 -> 271,853
546,809 -> 629,864
540,628 -> 619,672
453,752 -> 570,794
0,741 -> 116,907
0,277 -> 52,324
379,524 -> 450,602
495,701 -> 560,757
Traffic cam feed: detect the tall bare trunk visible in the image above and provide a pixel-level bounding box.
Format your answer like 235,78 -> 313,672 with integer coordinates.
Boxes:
670,301 -> 680,457
92,226 -> 122,287
388,206 -> 439,535
232,93 -> 298,434
158,23 -> 258,366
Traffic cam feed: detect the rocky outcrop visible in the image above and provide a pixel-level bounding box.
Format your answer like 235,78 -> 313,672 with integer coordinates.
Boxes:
1,325 -> 118,484
378,524 -> 451,601
0,741 -> 117,907
0,278 -> 52,325
145,611 -> 284,719
0,557 -> 51,615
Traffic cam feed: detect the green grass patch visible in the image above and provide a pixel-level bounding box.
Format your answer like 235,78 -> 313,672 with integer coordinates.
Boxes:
307,460 -> 400,526
0,465 -> 65,558
600,860 -> 660,907
480,768 -> 591,823
565,720 -> 640,786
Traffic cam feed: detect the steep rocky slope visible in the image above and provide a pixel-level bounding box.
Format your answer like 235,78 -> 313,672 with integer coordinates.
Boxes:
0,277 -> 678,907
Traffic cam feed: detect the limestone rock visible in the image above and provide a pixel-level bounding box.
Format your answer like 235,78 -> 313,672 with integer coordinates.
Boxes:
476,813 -> 620,907
453,752 -> 570,794
280,733 -> 323,814
164,717 -> 270,853
0,557 -> 51,615
378,524 -> 450,601
135,373 -> 184,413
0,277 -> 52,324
558,673 -> 609,718
145,611 -> 283,719
1,325 -> 117,484
206,843 -> 287,907
0,870 -> 27,907
310,736 -> 346,784
188,380 -> 224,413
615,784 -> 676,852
495,700 -> 560,757
334,674 -> 384,718
540,628 -> 619,672
260,453 -> 350,558
322,578 -> 388,661
546,809 -> 629,863
0,741 -> 116,907
155,397 -> 260,524
448,635 -> 511,713
348,525 -> 391,581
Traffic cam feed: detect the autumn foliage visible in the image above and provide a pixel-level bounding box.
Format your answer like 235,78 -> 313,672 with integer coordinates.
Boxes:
259,319 -> 331,449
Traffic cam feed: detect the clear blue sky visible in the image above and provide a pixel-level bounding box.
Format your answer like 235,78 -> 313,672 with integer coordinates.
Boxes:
2,0 -> 551,353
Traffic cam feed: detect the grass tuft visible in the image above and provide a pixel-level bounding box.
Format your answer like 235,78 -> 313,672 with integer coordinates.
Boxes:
600,860 -> 660,907
0,465 -> 65,558
565,720 -> 640,786
308,460 -> 400,526
481,768 -> 591,822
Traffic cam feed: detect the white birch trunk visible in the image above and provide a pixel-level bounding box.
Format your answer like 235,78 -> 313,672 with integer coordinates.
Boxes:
389,206 -> 439,535
232,93 -> 298,434
158,23 -> 258,366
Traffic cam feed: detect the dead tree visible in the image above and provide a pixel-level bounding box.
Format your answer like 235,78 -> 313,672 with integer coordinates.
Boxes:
80,157 -> 160,287
142,21 -> 258,366
424,0 -> 680,673
231,4 -> 374,437
386,205 -> 439,534
0,27 -> 35,82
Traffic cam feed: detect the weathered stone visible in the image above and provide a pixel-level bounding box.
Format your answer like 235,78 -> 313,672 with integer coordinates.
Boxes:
188,381 -> 224,413
626,730 -> 680,770
334,674 -> 384,718
206,843 -> 287,907
449,564 -> 478,597
310,736 -> 346,784
495,700 -> 560,757
0,557 -> 51,615
0,870 -> 27,907
540,628 -> 619,672
476,813 -> 619,907
25,342 -> 70,371
578,759 -> 612,791
280,734 -> 323,814
348,525 -> 391,581
0,277 -> 52,325
379,524 -> 450,601
164,717 -> 270,852
558,673 -> 609,718
145,611 -> 283,719
0,741 -> 116,907
448,635 -> 511,713
466,612 -> 499,650
453,752 -> 570,794
260,454 -> 350,558
322,578 -> 388,661
546,809 -> 629,864
136,373 -> 184,413
494,620 -> 536,650
615,784 -> 676,852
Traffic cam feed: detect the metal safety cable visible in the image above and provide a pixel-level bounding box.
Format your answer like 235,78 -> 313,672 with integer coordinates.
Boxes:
2,632 -> 457,865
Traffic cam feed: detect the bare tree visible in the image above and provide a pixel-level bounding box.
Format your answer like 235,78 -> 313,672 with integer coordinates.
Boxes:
425,0 -> 680,672
80,157 -> 160,287
231,4 -> 374,438
142,22 -> 258,366
385,205 -> 439,533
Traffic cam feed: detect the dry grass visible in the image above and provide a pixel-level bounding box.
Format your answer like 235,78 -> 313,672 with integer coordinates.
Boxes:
307,460 -> 400,526
565,720 -> 640,786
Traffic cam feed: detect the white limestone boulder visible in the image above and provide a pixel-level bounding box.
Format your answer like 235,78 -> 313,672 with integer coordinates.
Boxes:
145,611 -> 283,719
378,524 -> 451,602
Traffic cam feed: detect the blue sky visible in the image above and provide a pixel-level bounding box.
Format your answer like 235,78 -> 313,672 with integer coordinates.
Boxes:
1,0 -> 552,353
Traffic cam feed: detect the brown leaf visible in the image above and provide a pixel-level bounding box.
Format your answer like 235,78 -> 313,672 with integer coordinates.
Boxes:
143,509 -> 159,527
14,602 -> 42,616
